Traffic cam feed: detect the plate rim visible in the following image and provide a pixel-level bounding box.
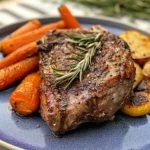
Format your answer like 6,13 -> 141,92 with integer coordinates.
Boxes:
0,140 -> 23,150
0,16 -> 149,35
0,16 -> 149,150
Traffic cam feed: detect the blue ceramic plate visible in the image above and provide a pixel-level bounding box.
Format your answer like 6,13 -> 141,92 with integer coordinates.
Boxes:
0,17 -> 150,150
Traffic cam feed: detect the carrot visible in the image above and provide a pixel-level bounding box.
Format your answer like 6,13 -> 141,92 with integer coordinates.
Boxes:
10,72 -> 41,115
0,56 -> 39,91
0,42 -> 38,69
7,20 -> 41,39
59,4 -> 81,28
0,20 -> 41,51
2,20 -> 65,55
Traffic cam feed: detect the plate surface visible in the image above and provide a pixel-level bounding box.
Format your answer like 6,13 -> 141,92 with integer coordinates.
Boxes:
0,17 -> 150,150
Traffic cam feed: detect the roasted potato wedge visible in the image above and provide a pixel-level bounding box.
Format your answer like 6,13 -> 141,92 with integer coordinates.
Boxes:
121,92 -> 150,117
119,31 -> 150,65
133,62 -> 143,89
143,59 -> 150,78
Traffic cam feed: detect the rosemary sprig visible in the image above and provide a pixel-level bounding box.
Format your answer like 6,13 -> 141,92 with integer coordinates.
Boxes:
53,33 -> 102,89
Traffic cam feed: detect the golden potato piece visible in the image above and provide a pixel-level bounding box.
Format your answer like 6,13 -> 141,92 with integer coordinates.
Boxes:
133,63 -> 143,89
119,31 -> 150,64
143,59 -> 150,78
121,92 -> 150,117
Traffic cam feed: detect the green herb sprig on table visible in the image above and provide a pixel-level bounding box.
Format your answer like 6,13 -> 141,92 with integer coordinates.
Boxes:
53,33 -> 102,89
66,0 -> 150,20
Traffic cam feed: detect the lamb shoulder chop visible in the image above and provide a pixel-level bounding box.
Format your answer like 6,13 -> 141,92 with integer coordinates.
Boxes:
38,27 -> 135,135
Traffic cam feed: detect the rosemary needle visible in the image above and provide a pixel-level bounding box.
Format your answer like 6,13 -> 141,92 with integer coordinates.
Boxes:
53,33 -> 102,89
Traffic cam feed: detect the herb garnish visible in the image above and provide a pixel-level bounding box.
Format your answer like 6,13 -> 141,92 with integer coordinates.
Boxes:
53,33 -> 102,89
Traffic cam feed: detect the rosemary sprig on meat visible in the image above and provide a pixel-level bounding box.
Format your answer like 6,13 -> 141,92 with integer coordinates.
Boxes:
53,33 -> 102,89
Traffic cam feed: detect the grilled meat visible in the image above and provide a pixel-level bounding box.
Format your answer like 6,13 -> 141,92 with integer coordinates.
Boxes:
38,28 -> 135,135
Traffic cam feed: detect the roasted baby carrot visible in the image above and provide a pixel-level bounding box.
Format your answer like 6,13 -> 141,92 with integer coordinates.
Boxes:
0,42 -> 38,69
0,20 -> 41,51
10,72 -> 41,115
2,20 -> 65,55
9,20 -> 41,38
59,4 -> 81,28
0,56 -> 39,91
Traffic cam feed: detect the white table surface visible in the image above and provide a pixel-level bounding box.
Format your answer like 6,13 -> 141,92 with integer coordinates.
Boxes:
0,0 -> 149,33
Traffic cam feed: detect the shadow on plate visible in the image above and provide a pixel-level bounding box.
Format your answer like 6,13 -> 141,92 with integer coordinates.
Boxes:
39,115 -> 130,150
10,110 -> 42,130
119,112 -> 148,127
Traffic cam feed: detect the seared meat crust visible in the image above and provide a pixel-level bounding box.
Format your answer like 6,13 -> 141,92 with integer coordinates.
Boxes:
38,28 -> 135,135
